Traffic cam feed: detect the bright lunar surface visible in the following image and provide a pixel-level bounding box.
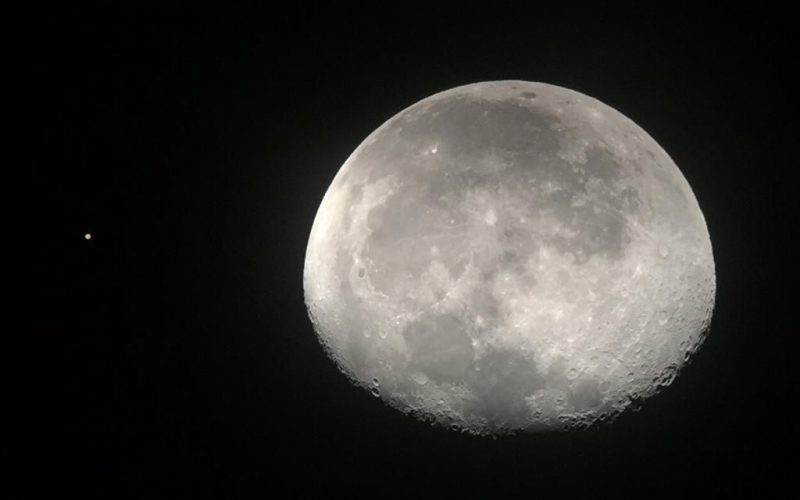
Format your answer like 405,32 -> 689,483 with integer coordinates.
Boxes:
303,81 -> 715,434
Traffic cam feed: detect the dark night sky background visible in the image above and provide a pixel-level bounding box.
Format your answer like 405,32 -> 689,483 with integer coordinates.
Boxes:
45,5 -> 793,497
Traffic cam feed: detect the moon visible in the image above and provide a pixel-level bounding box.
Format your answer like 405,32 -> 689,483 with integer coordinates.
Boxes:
303,81 -> 715,434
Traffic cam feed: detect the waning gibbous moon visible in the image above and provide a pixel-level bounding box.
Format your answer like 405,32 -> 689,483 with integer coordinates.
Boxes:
303,81 -> 715,434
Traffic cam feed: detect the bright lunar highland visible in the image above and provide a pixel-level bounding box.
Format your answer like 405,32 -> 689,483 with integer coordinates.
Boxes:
303,81 -> 715,434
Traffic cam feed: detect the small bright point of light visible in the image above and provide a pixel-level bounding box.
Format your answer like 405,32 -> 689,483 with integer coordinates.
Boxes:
84,233 -> 92,240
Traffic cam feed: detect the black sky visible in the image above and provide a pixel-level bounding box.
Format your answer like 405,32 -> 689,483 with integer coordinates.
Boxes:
47,5 -> 793,497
